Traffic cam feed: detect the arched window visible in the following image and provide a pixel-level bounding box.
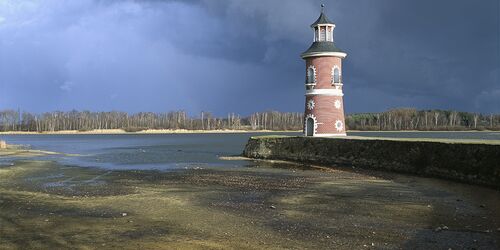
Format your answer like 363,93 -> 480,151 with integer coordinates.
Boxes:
307,66 -> 316,84
333,67 -> 340,84
320,26 -> 326,41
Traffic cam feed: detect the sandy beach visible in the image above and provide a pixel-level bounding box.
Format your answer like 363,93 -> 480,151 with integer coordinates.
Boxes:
1,129 -> 497,136
0,129 -> 300,135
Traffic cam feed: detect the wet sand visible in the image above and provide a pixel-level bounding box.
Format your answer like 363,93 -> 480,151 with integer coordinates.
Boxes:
0,146 -> 63,158
0,158 -> 499,249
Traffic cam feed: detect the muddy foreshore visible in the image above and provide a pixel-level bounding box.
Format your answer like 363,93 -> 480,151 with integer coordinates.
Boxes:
0,149 -> 499,249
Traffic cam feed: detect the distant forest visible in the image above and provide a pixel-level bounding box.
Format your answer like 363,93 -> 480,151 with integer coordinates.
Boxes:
346,109 -> 500,131
0,108 -> 499,132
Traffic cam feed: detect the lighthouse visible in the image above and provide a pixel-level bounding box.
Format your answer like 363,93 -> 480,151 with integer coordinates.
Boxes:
302,5 -> 347,137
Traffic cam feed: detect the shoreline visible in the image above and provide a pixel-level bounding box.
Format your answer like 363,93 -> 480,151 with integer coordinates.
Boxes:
0,129 -> 498,135
0,129 -> 301,135
0,143 -> 64,157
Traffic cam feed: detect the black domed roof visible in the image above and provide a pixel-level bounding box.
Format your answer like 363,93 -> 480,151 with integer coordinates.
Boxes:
302,41 -> 344,56
310,11 -> 334,27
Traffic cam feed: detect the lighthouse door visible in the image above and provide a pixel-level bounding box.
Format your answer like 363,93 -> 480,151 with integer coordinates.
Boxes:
306,118 -> 314,136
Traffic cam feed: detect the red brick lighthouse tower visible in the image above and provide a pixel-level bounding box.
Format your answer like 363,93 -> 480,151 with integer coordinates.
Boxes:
302,5 -> 347,137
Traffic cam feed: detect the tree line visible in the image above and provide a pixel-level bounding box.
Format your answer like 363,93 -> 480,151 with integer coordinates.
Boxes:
0,110 -> 303,132
0,108 -> 498,132
346,108 -> 500,131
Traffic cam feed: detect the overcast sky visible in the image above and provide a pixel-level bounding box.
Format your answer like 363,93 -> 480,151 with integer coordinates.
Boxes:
0,0 -> 499,115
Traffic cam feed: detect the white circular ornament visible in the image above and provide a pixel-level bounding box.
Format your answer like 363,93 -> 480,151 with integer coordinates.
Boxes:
334,100 -> 341,109
335,120 -> 343,132
307,99 -> 315,110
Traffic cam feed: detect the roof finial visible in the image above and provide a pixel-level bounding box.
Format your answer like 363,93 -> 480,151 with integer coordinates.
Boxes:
321,4 -> 325,12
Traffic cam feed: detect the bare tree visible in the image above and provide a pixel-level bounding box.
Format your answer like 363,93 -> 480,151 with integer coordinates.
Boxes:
473,113 -> 479,129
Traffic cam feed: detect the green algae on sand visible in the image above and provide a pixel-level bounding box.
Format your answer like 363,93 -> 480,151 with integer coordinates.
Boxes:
1,159 -> 499,249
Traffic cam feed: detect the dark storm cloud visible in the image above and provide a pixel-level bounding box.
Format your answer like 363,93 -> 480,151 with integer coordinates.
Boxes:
338,0 -> 499,113
0,0 -> 498,115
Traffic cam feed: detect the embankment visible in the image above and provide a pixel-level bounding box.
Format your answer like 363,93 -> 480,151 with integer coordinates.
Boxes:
243,136 -> 500,189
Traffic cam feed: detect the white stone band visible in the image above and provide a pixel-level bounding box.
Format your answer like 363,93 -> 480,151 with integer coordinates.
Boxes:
312,133 -> 347,137
305,89 -> 344,96
301,52 -> 347,59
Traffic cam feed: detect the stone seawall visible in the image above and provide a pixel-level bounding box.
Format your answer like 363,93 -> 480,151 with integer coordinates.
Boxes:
243,136 -> 500,189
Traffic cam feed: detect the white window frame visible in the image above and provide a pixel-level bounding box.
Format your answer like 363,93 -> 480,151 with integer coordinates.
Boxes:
331,65 -> 343,89
306,65 -> 317,89
304,114 -> 318,136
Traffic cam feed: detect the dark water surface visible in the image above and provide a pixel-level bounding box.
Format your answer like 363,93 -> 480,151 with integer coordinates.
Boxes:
1,131 -> 499,170
0,133 -> 298,170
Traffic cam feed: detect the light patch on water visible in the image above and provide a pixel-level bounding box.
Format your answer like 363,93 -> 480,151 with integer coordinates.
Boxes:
41,171 -> 112,188
26,173 -> 65,181
42,177 -> 76,188
0,161 -> 15,167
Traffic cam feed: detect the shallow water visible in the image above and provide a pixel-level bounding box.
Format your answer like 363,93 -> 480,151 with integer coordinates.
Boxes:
1,131 -> 498,170
0,133 -> 296,170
